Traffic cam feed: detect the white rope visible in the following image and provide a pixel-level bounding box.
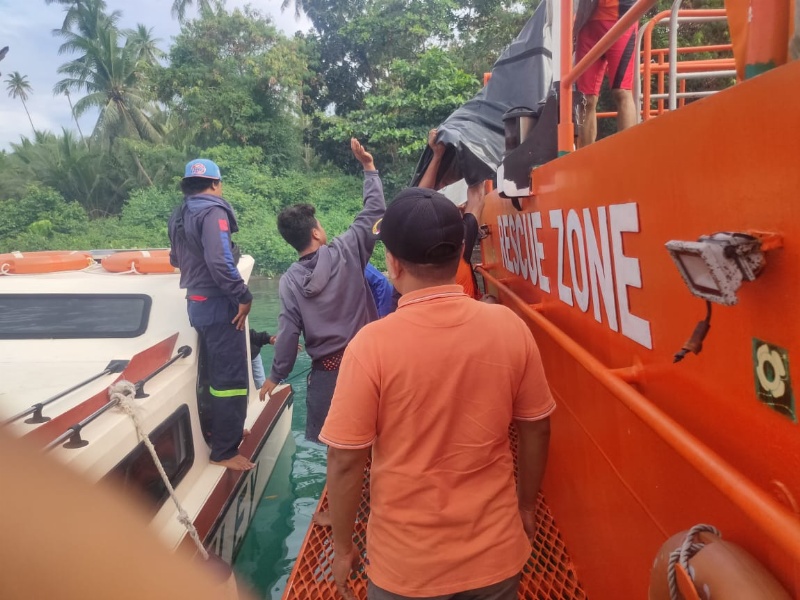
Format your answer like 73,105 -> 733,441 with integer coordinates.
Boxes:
110,381 -> 209,560
667,523 -> 721,600
92,265 -> 138,276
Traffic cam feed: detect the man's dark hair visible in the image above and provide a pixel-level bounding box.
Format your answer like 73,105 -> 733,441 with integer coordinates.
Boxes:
277,203 -> 318,253
396,254 -> 461,283
181,177 -> 218,197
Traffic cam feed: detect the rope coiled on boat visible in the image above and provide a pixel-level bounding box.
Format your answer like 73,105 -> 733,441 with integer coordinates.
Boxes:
110,380 -> 209,560
667,523 -> 721,600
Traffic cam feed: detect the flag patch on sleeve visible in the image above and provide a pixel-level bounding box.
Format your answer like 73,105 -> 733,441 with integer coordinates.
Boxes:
218,219 -> 229,232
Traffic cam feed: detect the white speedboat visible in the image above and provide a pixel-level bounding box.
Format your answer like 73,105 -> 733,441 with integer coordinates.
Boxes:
0,250 -> 293,564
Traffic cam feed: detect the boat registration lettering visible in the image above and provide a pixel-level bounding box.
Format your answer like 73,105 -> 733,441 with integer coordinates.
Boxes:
496,202 -> 652,349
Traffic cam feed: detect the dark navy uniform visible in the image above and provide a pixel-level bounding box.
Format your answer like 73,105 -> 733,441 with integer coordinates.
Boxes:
168,169 -> 252,463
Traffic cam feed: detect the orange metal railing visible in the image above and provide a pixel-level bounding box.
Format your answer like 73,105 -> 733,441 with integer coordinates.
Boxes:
558,0 -> 659,153
476,266 -> 800,564
559,2 -> 736,147
597,42 -> 734,121
639,9 -> 733,120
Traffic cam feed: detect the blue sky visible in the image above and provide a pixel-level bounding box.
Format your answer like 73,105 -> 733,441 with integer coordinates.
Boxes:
0,0 -> 311,149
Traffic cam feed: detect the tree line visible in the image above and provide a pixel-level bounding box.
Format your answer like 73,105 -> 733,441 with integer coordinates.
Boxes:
1,0 -> 727,273
1,0 -> 530,272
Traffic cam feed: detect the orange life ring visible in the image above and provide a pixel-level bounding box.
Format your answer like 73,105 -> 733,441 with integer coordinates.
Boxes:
649,525 -> 791,600
0,251 -> 93,275
101,250 -> 177,274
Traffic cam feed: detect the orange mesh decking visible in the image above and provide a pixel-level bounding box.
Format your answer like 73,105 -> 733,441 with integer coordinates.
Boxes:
282,431 -> 587,599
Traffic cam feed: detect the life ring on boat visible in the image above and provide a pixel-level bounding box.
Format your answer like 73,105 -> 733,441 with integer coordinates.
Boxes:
101,250 -> 177,274
0,250 -> 93,274
649,524 -> 791,600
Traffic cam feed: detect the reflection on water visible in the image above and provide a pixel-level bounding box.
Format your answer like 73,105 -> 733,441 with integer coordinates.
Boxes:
234,277 -> 328,599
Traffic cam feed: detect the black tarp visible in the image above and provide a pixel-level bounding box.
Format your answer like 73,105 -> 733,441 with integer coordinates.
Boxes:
409,1 -> 554,188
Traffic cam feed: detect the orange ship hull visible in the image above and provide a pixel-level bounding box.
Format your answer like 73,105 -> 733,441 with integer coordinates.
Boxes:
480,59 -> 800,597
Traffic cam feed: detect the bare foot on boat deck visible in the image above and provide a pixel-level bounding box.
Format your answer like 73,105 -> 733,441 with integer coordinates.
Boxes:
312,510 -> 332,527
211,454 -> 255,471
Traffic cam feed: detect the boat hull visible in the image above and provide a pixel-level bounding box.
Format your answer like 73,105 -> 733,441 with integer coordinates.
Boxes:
205,388 -> 294,563
481,61 -> 800,596
0,256 -> 294,567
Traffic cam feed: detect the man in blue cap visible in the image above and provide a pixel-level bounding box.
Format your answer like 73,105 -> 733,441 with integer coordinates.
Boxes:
168,159 -> 254,471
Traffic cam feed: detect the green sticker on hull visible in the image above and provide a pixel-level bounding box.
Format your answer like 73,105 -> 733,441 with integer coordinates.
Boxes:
753,338 -> 796,422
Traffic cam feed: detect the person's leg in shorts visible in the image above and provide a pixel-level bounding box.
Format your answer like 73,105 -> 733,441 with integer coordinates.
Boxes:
305,368 -> 339,443
605,21 -> 639,132
367,574 -> 520,600
575,20 -> 609,147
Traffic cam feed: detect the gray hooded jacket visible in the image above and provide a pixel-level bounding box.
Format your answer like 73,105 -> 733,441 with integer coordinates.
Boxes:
270,170 -> 386,382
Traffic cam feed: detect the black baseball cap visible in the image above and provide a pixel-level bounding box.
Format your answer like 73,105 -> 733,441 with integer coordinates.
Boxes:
378,187 -> 464,264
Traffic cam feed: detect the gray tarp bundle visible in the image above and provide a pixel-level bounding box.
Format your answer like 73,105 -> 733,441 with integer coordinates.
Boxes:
409,1 -> 554,188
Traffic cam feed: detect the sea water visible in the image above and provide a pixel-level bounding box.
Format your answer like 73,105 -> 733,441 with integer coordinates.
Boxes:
233,277 -> 327,598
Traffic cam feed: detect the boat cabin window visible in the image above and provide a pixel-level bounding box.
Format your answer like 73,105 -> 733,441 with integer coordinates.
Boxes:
0,294 -> 151,339
106,405 -> 194,511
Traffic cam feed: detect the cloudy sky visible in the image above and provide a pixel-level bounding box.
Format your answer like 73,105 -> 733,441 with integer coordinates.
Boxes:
0,0 -> 311,150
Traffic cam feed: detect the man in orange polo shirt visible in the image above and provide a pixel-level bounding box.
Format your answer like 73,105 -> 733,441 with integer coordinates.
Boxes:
320,188 -> 554,600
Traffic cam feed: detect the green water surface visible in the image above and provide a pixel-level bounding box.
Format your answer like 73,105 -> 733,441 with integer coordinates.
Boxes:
233,277 -> 328,598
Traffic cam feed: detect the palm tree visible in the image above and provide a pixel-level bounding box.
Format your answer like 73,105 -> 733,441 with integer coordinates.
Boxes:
125,24 -> 166,65
281,0 -> 308,19
53,0 -> 121,62
45,0 -> 121,36
5,71 -> 35,133
63,89 -> 87,145
54,20 -> 162,145
10,128 -> 129,216
171,0 -> 218,24
0,45 -> 8,78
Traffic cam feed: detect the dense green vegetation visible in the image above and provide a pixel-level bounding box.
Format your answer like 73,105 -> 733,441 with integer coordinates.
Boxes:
2,0 -> 728,273
2,0 -> 529,273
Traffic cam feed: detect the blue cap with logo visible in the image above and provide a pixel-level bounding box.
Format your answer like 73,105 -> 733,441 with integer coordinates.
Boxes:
183,159 -> 222,180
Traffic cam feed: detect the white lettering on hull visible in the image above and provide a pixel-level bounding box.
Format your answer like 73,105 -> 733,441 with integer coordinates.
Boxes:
549,209 -> 574,306
496,202 -> 651,349
609,203 -> 652,349
584,207 -> 618,331
567,209 -> 589,313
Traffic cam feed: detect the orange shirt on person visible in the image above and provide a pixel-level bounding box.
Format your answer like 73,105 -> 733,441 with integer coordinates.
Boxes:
455,258 -> 480,299
320,285 -> 556,597
591,0 -> 635,21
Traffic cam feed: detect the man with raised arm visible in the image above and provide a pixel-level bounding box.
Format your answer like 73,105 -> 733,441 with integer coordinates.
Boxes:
259,139 -> 386,444
321,187 -> 555,600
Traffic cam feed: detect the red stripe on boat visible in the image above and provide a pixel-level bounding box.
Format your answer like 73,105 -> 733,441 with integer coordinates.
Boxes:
25,334 -> 179,446
180,385 -> 292,550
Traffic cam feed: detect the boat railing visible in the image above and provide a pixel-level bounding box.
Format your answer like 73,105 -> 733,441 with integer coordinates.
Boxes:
558,0 -> 658,153
558,0 -> 736,151
635,5 -> 733,120
3,359 -> 129,426
45,345 -> 192,451
476,266 -> 800,564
